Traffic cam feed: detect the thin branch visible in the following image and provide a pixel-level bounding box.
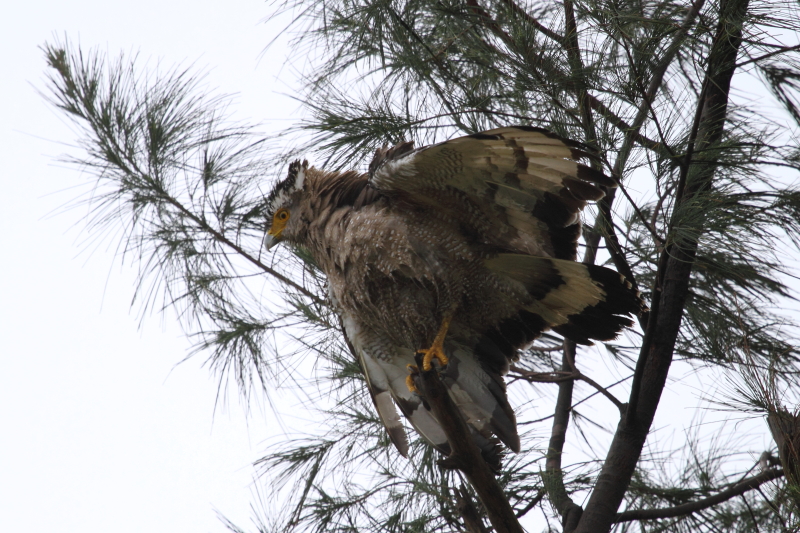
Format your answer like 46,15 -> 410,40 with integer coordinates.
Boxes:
498,0 -> 566,45
576,372 -> 626,412
454,485 -> 490,533
613,469 -> 784,522
740,494 -> 761,533
520,376 -> 632,426
737,43 -> 800,68
544,341 -> 584,530
515,489 -> 546,518
160,194 -> 326,305
586,95 -> 670,157
509,365 -> 626,411
508,367 -> 577,383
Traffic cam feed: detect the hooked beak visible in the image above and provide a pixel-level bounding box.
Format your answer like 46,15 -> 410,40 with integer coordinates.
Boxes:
264,232 -> 281,250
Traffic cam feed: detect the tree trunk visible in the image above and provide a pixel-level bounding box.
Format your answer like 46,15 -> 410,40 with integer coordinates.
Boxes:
573,0 -> 752,529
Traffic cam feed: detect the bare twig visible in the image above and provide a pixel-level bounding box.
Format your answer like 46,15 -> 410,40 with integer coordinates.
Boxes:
509,368 -> 577,383
510,365 -> 626,411
544,341 -> 584,531
515,489 -> 546,518
576,373 -> 626,412
520,376 -> 632,426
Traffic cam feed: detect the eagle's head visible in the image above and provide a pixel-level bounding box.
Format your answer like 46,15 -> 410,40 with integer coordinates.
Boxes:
264,160 -> 308,250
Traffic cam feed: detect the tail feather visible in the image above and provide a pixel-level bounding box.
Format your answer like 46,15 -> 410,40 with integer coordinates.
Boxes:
363,343 -> 510,469
442,349 -> 520,453
369,387 -> 410,456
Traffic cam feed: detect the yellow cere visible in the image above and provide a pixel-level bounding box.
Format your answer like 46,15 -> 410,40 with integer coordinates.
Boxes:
269,208 -> 290,237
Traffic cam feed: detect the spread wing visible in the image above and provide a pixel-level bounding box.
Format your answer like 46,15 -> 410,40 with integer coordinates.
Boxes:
347,127 -> 643,463
369,126 -> 615,260
370,126 -> 644,348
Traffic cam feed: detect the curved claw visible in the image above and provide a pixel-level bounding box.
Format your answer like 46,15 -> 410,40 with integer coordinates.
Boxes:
417,345 -> 449,372
406,364 -> 420,393
417,308 -> 455,371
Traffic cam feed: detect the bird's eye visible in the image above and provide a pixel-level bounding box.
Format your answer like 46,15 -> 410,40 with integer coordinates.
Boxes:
276,209 -> 290,221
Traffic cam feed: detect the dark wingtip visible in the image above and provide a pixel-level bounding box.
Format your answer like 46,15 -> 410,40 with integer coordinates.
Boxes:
576,164 -> 616,187
481,438 -> 506,473
555,265 -> 645,344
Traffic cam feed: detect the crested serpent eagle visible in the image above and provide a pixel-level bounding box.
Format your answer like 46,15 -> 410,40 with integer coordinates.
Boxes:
263,126 -> 645,467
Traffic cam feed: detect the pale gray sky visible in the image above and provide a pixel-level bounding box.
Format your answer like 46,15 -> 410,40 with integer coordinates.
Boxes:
1,1 -> 299,531
2,2 -> 794,532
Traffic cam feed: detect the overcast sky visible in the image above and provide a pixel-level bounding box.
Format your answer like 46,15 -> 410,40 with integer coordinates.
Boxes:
1,2 -> 300,532
2,2 -> 795,532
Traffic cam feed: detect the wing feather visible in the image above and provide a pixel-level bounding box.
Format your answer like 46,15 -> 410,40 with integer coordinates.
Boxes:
355,339 -> 411,457
370,126 -> 614,260
485,254 -> 645,344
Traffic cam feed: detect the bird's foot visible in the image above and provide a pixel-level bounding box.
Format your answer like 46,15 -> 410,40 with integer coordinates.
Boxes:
416,343 -> 449,372
405,365 -> 420,393
406,309 -> 455,393
417,310 -> 454,372
405,349 -> 449,393
405,342 -> 450,393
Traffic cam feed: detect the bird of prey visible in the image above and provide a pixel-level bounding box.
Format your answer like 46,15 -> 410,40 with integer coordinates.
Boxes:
263,126 -> 644,467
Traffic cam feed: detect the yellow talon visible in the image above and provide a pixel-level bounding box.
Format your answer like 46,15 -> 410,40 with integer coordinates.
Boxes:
417,310 -> 454,371
406,364 -> 420,393
406,308 -> 457,392
417,344 -> 449,371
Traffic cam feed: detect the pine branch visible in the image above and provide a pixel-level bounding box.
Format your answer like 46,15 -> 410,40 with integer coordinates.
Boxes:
498,0 -> 566,45
586,95 -> 668,157
509,365 -> 626,412
157,193 -> 325,305
612,0 -> 708,173
614,468 -> 784,522
574,0 -> 753,528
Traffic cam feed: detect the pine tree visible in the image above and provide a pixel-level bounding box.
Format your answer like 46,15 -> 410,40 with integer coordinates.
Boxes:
42,0 -> 800,529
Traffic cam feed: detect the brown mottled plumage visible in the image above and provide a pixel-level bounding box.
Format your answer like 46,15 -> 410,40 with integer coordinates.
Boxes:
264,126 -> 645,467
